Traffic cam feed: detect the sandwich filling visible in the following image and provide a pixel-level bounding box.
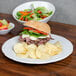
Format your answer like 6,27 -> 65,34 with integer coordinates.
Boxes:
19,27 -> 52,45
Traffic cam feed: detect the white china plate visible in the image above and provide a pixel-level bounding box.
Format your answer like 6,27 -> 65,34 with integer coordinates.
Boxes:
2,34 -> 73,64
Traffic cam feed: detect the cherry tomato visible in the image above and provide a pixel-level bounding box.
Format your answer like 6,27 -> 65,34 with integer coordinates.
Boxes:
0,22 -> 3,27
3,28 -> 8,30
38,10 -> 42,14
28,11 -> 32,13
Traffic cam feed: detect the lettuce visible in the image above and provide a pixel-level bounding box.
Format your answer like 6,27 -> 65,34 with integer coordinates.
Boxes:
16,12 -> 22,16
1,19 -> 8,25
32,14 -> 38,20
16,6 -> 53,21
24,9 -> 31,12
35,7 -> 48,14
37,18 -> 42,20
21,30 -> 46,38
49,11 -> 53,15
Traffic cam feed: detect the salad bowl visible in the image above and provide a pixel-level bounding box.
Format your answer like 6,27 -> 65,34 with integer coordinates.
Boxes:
12,1 -> 55,24
0,19 -> 15,35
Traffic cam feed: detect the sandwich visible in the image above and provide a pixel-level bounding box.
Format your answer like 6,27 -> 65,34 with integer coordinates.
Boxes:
19,20 -> 52,45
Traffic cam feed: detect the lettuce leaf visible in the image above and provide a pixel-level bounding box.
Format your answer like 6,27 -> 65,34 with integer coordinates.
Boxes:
1,19 -> 8,25
24,9 -> 31,12
35,7 -> 48,14
49,11 -> 53,15
16,12 -> 22,16
21,29 -> 46,38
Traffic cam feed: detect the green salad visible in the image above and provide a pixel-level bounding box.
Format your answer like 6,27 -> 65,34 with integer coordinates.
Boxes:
16,6 -> 53,21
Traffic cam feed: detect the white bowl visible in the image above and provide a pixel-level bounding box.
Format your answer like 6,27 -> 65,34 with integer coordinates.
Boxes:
12,1 -> 55,24
0,23 -> 15,35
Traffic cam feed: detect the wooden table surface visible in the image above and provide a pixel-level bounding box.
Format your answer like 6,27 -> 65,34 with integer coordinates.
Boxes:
0,13 -> 76,76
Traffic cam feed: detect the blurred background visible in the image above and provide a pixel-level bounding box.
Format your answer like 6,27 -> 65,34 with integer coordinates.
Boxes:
0,0 -> 76,25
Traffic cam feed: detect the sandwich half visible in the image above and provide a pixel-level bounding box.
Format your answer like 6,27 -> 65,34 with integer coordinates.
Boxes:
19,20 -> 52,45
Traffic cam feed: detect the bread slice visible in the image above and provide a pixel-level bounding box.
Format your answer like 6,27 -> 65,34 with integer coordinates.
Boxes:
24,20 -> 51,34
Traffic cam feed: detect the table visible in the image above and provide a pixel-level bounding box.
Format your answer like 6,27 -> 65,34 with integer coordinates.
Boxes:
0,13 -> 76,76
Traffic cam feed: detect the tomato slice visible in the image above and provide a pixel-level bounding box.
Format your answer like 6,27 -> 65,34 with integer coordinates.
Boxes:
23,27 -> 33,30
40,31 -> 48,35
41,15 -> 47,19
23,27 -> 48,35
32,29 -> 48,35
35,29 -> 48,35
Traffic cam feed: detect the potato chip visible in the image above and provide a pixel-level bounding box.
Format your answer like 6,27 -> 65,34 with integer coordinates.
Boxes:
16,52 -> 29,58
14,43 -> 26,54
45,43 -> 60,56
54,41 -> 62,53
36,45 -> 49,59
21,42 -> 28,50
27,44 -> 37,59
39,53 -> 51,60
14,41 -> 62,60
54,41 -> 62,48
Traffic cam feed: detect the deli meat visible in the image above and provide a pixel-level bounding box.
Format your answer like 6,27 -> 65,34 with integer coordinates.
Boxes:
19,35 -> 53,45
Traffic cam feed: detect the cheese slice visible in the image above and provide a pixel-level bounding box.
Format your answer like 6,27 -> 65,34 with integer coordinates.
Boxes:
22,34 -> 49,40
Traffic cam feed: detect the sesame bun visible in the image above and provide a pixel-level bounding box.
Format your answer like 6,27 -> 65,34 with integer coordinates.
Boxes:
24,21 -> 51,34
